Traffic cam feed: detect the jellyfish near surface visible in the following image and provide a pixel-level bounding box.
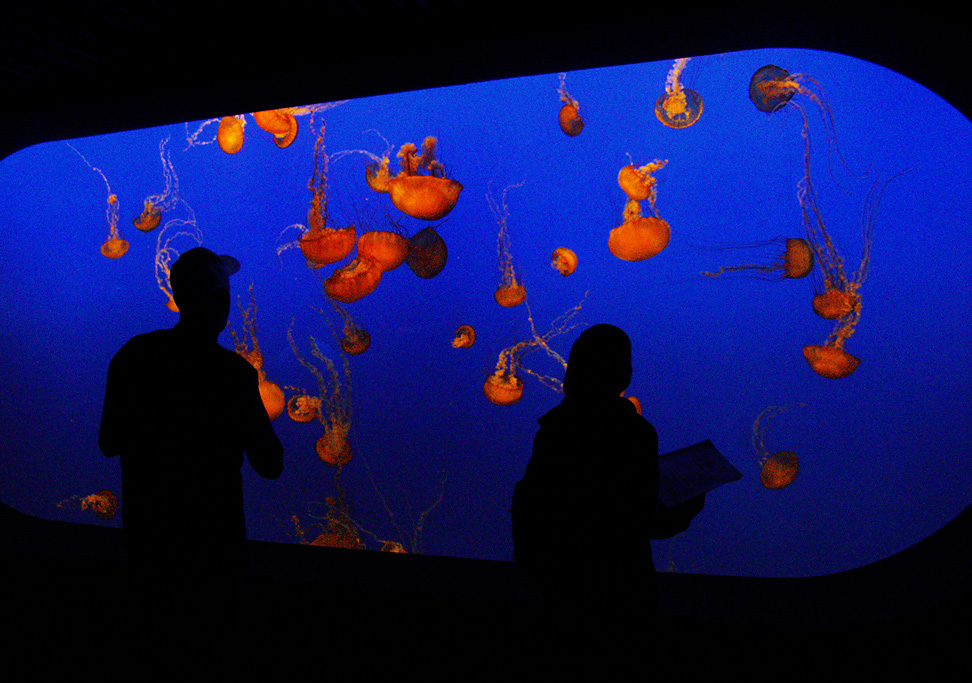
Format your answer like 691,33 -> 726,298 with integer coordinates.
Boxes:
217,115 -> 245,154
752,405 -> 803,490
557,72 -> 584,137
253,108 -> 299,148
655,58 -> 703,129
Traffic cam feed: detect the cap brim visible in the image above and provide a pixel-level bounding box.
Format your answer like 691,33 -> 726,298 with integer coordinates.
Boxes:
220,255 -> 241,276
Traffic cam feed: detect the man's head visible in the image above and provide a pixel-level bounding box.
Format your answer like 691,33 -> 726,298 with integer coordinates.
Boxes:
170,247 -> 240,332
563,323 -> 633,400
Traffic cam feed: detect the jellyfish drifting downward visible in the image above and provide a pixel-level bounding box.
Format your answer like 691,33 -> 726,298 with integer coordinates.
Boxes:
288,327 -> 354,467
67,143 -> 129,259
217,116 -> 245,154
655,58 -> 703,129
484,293 -> 587,406
366,137 -> 463,221
134,136 -> 181,233
610,159 -> 670,261
752,405 -> 803,489
228,283 -> 285,419
300,121 -> 357,267
488,183 -> 527,307
557,72 -> 584,136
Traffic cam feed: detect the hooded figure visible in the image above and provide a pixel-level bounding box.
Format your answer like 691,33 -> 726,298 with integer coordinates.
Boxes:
512,324 -> 703,662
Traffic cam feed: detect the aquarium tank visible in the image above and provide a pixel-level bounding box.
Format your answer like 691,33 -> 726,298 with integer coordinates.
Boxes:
1,46 -> 969,578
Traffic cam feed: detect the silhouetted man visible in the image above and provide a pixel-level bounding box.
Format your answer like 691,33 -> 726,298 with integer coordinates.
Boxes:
99,246 -> 283,676
512,324 -> 704,670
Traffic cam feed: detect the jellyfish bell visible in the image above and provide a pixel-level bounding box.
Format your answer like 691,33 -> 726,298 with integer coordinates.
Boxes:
80,490 -> 118,520
101,237 -> 130,259
783,238 -> 814,278
324,257 -> 383,303
388,175 -> 464,221
749,65 -> 798,113
812,288 -> 858,320
165,296 -> 180,313
217,116 -> 244,154
134,201 -> 162,232
655,87 -> 704,129
559,104 -> 584,137
299,223 -> 357,266
700,236 -> 814,280
405,225 -> 448,278
484,372 -> 524,406
341,327 -> 371,355
258,374 -> 286,420
316,432 -> 354,467
253,109 -> 293,136
365,158 -> 392,193
274,115 -> 298,149
287,393 -> 320,423
452,324 -> 476,348
551,247 -> 577,276
609,201 -> 670,261
357,230 -> 407,272
760,451 -> 799,489
803,345 -> 860,379
381,541 -> 407,553
494,282 -> 527,307
618,166 -> 652,201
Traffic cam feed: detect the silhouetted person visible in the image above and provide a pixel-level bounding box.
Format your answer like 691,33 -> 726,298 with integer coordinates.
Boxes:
512,324 -> 704,670
99,247 -> 283,678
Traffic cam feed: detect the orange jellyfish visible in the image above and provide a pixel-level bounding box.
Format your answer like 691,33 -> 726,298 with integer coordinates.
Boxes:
655,58 -> 703,129
452,324 -> 476,348
484,293 -> 586,405
366,137 -> 463,220
299,121 -> 357,267
217,115 -> 245,154
134,136 -> 181,233
288,327 -> 354,467
228,284 -> 285,419
752,405 -> 803,490
154,199 -> 203,312
68,143 -> 129,259
286,390 -> 321,423
610,159 -> 671,261
488,183 -> 527,307
357,229 -> 408,272
557,72 -> 584,137
253,108 -> 299,148
323,257 -> 382,304
551,247 -> 578,276
405,225 -> 448,278
700,237 -> 814,280
292,496 -> 363,550
57,490 -> 119,521
321,300 -> 371,355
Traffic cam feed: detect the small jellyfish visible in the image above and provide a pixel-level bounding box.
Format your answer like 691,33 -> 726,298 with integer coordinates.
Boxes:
286,391 -> 321,423
154,199 -> 203,311
752,405 -> 803,490
288,327 -> 354,467
701,237 -> 814,280
550,247 -> 577,276
357,229 -> 408,272
366,137 -> 463,220
484,293 -> 586,405
292,496 -> 362,550
67,143 -> 129,259
217,115 -> 245,154
58,490 -> 119,521
452,325 -> 476,349
557,72 -> 584,137
134,136 -> 180,233
300,121 -> 357,266
228,283 -> 285,419
655,58 -> 703,129
322,300 -> 371,355
253,108 -> 299,148
323,258 -> 383,304
488,182 -> 527,307
405,225 -> 448,278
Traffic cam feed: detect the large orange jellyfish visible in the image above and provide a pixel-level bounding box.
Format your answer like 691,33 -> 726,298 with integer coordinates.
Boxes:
557,72 -> 584,136
288,327 -> 354,467
68,143 -> 129,259
154,199 -> 203,312
253,108 -> 299,148
357,229 -> 408,272
484,293 -> 586,405
752,405 -> 803,490
366,137 -> 463,221
134,136 -> 180,233
228,284 -> 285,419
299,121 -> 357,267
700,237 -> 814,280
217,115 -> 245,154
57,490 -> 119,521
488,183 -> 527,307
323,257 -> 383,304
610,159 -> 671,261
655,58 -> 703,129
405,226 -> 448,278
